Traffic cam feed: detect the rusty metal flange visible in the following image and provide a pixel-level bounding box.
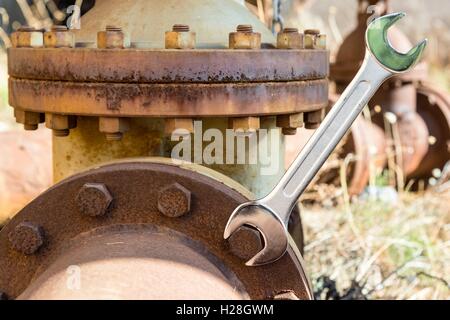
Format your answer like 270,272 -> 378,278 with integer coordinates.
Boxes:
7,47 -> 329,118
0,160 -> 312,300
9,78 -> 328,117
8,48 -> 329,83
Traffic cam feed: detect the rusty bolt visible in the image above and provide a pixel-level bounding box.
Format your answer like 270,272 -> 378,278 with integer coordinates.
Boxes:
228,225 -> 264,261
44,25 -> 75,48
305,109 -> 325,129
277,113 -> 304,136
164,118 -> 194,136
76,183 -> 113,217
45,114 -> 77,137
304,29 -> 320,49
165,24 -> 196,49
99,117 -> 130,141
12,26 -> 43,48
14,109 -> 44,131
277,27 -> 303,49
8,222 -> 44,255
230,117 -> 260,133
0,292 -> 7,300
157,183 -> 191,218
273,290 -> 300,300
229,25 -> 261,49
97,26 -> 126,49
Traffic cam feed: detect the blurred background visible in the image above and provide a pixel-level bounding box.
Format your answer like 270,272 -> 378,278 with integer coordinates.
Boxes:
0,0 -> 448,300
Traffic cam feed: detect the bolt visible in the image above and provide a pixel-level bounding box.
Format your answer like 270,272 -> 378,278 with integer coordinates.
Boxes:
98,25 -> 126,49
273,290 -> 299,300
76,183 -> 113,217
277,27 -> 303,49
231,117 -> 260,133
228,226 -> 264,261
44,25 -> 74,48
282,128 -> 298,135
106,25 -> 122,32
165,25 -> 196,49
13,26 -> 43,48
165,118 -> 194,136
236,24 -> 253,33
46,114 -> 77,137
304,29 -> 320,49
283,27 -> 299,33
229,25 -> 261,49
305,109 -> 325,129
99,117 -> 130,141
172,24 -> 190,32
14,109 -> 44,131
277,113 -> 304,132
157,183 -> 191,218
8,222 -> 44,255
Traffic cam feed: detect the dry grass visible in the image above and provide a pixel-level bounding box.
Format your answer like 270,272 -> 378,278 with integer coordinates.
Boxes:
301,184 -> 449,300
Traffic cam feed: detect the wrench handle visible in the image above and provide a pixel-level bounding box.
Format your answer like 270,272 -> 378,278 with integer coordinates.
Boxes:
260,52 -> 393,223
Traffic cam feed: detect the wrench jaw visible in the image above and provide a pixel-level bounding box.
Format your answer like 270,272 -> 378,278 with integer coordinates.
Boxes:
366,12 -> 428,73
223,203 -> 289,266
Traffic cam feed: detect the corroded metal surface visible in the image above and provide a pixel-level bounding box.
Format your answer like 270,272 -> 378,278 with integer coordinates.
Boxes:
8,48 -> 329,83
0,160 -> 312,300
9,78 -> 328,117
19,225 -> 249,300
410,83 -> 450,179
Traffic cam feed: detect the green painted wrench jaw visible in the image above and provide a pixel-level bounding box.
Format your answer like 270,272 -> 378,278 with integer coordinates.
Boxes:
366,12 -> 428,73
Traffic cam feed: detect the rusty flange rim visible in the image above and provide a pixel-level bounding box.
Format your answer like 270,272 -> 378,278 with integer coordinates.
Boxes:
8,48 -> 329,83
9,78 -> 328,117
0,160 -> 312,300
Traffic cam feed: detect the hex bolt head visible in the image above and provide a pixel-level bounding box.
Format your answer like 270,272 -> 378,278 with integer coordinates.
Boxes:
14,110 -> 44,131
8,222 -> 44,255
157,183 -> 191,218
76,183 -> 113,217
99,117 -> 130,141
228,225 -> 264,261
273,290 -> 300,300
305,109 -> 325,129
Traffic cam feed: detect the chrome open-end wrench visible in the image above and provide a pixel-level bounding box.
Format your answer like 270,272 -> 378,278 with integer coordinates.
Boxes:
224,13 -> 427,266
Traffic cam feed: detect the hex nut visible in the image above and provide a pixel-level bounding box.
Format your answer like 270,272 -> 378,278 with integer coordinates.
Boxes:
14,109 -> 44,131
277,113 -> 304,129
228,226 -> 264,261
45,114 -> 77,137
231,117 -> 260,133
157,183 -> 191,218
305,109 -> 325,129
8,222 -> 44,255
76,183 -> 113,217
12,27 -> 43,48
165,118 -> 194,136
304,29 -> 320,49
273,290 -> 300,300
99,117 -> 130,141
165,25 -> 196,49
97,26 -> 126,49
229,25 -> 261,49
277,28 -> 303,49
44,26 -> 75,48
